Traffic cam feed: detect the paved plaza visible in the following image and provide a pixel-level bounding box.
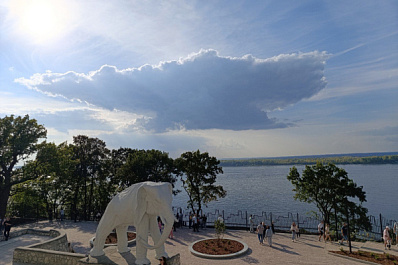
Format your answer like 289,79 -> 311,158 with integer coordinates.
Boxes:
1,220 -> 397,265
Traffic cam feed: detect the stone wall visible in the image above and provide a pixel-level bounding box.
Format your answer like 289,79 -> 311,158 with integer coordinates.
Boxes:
12,229 -> 85,265
13,248 -> 85,265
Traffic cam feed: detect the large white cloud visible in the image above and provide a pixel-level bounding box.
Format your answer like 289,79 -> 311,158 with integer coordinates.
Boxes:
16,49 -> 328,132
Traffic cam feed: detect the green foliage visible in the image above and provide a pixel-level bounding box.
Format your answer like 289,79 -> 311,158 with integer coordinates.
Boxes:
287,162 -> 370,230
340,247 -> 345,252
0,115 -> 47,219
214,219 -> 226,240
175,150 -> 226,213
221,155 -> 398,167
1,116 -> 227,222
115,149 -> 177,191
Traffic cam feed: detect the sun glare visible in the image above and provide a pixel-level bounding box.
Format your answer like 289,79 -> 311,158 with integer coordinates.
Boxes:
9,0 -> 69,44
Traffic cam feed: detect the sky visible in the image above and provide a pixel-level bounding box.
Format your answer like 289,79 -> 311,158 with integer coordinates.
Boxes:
0,0 -> 397,159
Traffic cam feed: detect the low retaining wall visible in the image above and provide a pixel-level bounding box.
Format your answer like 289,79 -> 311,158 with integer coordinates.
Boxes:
12,229 -> 85,265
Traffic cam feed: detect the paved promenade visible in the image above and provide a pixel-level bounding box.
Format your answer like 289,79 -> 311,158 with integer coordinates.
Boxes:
1,220 -> 397,265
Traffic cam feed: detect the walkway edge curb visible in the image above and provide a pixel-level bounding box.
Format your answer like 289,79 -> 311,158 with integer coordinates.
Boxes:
328,251 -> 380,265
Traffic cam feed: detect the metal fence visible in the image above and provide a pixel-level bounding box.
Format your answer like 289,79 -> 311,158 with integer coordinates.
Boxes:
173,207 -> 396,241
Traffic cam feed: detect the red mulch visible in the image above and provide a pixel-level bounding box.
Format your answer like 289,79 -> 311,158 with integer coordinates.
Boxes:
331,250 -> 398,265
104,232 -> 136,244
192,239 -> 244,255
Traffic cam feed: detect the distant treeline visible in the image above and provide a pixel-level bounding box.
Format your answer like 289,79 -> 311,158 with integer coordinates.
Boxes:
220,155 -> 398,167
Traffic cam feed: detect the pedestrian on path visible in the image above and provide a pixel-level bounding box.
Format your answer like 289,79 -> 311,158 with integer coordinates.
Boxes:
265,225 -> 273,247
394,221 -> 398,247
158,217 -> 162,233
340,223 -> 348,245
60,208 -> 65,221
324,223 -> 331,242
192,214 -> 199,232
290,222 -> 297,242
169,225 -> 174,239
256,222 -> 265,245
3,217 -> 12,241
383,226 -> 392,250
318,220 -> 324,241
249,215 -> 254,233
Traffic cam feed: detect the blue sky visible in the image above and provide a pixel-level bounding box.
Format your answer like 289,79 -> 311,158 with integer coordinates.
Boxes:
1,0 -> 397,158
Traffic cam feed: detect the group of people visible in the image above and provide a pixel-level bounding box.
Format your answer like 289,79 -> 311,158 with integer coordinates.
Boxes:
383,222 -> 398,250
256,221 -> 274,246
188,213 -> 208,232
317,220 -> 333,243
318,220 -> 349,244
0,217 -> 12,241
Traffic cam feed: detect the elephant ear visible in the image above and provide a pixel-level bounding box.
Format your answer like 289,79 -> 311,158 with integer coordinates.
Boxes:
135,184 -> 147,225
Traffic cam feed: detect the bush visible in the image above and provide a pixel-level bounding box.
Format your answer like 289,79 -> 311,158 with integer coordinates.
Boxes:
214,219 -> 226,240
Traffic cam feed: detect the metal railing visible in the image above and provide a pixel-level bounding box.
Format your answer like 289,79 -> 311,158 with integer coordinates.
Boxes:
172,207 -> 396,241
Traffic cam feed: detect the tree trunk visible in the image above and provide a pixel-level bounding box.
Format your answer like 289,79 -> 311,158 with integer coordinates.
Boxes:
88,175 -> 95,221
0,169 -> 12,219
0,185 -> 11,219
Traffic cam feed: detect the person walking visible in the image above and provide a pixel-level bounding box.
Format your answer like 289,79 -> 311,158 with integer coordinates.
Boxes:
189,213 -> 193,229
256,222 -> 265,245
265,225 -> 273,247
290,222 -> 297,242
318,220 -> 325,241
262,222 -> 266,240
179,212 -> 183,228
249,215 -> 254,233
324,223 -> 331,242
340,223 -> 348,245
169,225 -> 174,239
192,214 -> 199,232
383,226 -> 392,250
217,214 -> 224,223
3,217 -> 12,241
202,214 -> 207,229
60,208 -> 65,221
394,221 -> 398,247
158,217 -> 163,233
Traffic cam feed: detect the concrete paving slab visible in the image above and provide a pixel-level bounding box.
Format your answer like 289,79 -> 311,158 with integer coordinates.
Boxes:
1,221 -> 396,265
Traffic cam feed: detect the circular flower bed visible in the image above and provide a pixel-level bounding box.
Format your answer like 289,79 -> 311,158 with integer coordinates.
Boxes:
189,238 -> 248,259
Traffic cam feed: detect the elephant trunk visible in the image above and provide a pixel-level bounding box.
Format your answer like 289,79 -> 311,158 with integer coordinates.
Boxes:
140,209 -> 174,250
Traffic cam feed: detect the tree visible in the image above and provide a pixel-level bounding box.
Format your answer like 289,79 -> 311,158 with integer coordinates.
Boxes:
11,141 -> 78,220
287,162 -> 370,231
115,149 -> 177,191
174,150 -> 226,214
72,135 -> 110,221
0,115 -> 47,219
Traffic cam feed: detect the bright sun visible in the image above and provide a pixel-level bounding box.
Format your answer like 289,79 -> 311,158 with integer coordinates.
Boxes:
9,0 -> 69,44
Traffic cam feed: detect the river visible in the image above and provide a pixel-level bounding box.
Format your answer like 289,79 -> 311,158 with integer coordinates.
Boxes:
172,164 -> 397,220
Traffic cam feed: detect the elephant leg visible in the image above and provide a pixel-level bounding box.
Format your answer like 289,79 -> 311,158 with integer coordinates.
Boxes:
116,225 -> 130,253
90,217 -> 115,257
150,216 -> 168,259
135,214 -> 150,265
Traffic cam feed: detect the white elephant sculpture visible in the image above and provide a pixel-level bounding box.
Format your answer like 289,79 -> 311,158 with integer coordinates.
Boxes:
90,181 -> 175,265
